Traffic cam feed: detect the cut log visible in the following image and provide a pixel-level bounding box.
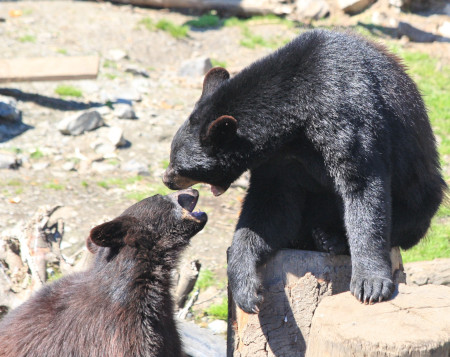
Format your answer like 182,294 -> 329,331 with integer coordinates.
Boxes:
0,56 -> 99,83
306,284 -> 450,357
227,248 -> 405,357
109,0 -> 292,16
175,260 -> 201,309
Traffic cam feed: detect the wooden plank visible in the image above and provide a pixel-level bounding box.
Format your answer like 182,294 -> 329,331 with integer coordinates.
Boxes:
0,56 -> 99,83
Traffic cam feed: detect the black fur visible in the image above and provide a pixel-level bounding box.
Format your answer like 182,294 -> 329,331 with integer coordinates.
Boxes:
0,189 -> 207,357
163,30 -> 446,311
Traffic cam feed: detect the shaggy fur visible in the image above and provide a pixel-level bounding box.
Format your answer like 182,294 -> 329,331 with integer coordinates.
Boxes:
0,189 -> 207,357
163,29 -> 446,312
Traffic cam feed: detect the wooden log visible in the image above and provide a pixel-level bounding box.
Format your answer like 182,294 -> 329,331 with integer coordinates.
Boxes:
109,0 -> 292,16
0,56 -> 99,83
227,248 -> 405,357
306,284 -> 450,357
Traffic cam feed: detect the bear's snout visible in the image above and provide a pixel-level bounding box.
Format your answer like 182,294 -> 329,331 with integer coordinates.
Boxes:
163,165 -> 199,190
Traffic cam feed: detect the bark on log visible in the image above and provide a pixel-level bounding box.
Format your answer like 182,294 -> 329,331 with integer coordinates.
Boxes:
227,248 -> 405,357
175,260 -> 201,309
108,0 -> 293,16
306,284 -> 450,357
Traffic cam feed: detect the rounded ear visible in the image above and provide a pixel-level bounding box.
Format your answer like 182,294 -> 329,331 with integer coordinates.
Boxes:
89,216 -> 139,248
201,67 -> 230,99
86,236 -> 99,254
205,115 -> 238,144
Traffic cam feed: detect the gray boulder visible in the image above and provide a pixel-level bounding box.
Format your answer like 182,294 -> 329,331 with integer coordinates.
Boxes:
0,96 -> 21,123
293,0 -> 329,20
338,0 -> 374,14
58,110 -> 104,136
405,258 -> 450,287
178,57 -> 213,77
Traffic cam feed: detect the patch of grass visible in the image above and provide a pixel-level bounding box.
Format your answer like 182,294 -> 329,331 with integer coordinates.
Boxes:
195,269 -> 216,291
18,34 -> 36,43
125,183 -> 172,202
139,17 -> 189,39
29,148 -> 44,160
6,179 -> 22,187
185,12 -> 221,29
205,298 -> 228,320
160,159 -> 170,170
155,19 -> 189,39
223,14 -> 295,28
44,182 -> 65,190
103,59 -> 118,69
104,73 -> 117,80
81,181 -> 89,189
56,48 -> 68,55
211,59 -> 227,68
54,85 -> 83,98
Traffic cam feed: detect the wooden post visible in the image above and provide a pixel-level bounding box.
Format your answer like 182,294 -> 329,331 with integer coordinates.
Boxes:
227,248 -> 405,357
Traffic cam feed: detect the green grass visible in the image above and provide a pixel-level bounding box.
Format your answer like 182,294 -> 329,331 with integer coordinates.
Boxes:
125,183 -> 172,202
205,298 -> 228,321
139,17 -> 189,39
81,181 -> 89,189
56,48 -> 68,55
185,13 -> 221,29
29,148 -> 44,159
211,59 -> 227,68
54,85 -> 83,98
103,59 -> 118,69
104,73 -> 117,80
44,182 -> 65,190
194,269 -> 216,291
18,34 -> 36,43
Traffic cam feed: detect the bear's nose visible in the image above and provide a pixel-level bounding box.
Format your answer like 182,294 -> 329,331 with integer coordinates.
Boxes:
163,165 -> 179,190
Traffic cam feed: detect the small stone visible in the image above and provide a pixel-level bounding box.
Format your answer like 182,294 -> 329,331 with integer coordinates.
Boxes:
338,0 -> 374,14
178,57 -> 213,77
398,22 -> 437,43
93,143 -> 116,156
62,161 -> 76,171
108,127 -> 127,147
31,162 -> 49,171
294,0 -> 329,20
106,49 -> 128,61
207,320 -> 228,335
122,159 -> 150,176
0,96 -> 21,123
58,110 -> 104,136
125,65 -> 149,78
91,160 -> 117,173
114,104 -> 137,119
438,21 -> 450,38
0,153 -> 21,169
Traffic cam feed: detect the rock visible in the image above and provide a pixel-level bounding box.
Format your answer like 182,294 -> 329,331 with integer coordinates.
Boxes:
58,110 -> 104,136
293,0 -> 329,20
178,57 -> 213,77
389,0 -> 410,9
93,142 -> 117,156
371,11 -> 388,26
306,284 -> 450,357
106,49 -> 128,61
125,65 -> 149,78
91,160 -> 118,173
62,161 -> 76,171
439,21 -> 450,38
0,96 -> 21,123
107,126 -> 127,147
398,22 -> 437,43
177,319 -> 226,357
207,320 -> 228,335
0,153 -> 21,169
122,159 -> 150,176
114,103 -> 137,119
405,258 -> 450,287
31,162 -> 50,171
338,0 -> 374,14
101,87 -> 142,103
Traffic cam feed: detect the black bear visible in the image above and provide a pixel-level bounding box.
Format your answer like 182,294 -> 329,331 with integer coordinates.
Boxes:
0,189 -> 207,357
163,29 -> 446,313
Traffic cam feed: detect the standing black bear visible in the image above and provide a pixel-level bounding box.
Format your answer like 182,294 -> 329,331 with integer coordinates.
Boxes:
0,189 -> 207,357
163,29 -> 446,313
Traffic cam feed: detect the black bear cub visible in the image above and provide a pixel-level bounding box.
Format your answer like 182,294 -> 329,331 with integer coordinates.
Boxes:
0,189 -> 207,357
163,29 -> 446,313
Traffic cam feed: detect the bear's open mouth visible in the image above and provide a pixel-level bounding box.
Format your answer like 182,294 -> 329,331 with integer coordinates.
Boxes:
177,191 -> 207,222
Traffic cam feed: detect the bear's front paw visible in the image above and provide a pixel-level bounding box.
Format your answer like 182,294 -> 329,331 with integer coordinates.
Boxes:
230,276 -> 264,314
350,274 -> 394,304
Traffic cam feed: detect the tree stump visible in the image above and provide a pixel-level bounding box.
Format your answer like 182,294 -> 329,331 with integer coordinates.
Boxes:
306,284 -> 450,357
227,248 -> 405,357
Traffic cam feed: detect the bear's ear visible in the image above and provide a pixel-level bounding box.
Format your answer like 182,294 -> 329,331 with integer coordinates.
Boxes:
205,115 -> 238,144
89,216 -> 140,248
201,67 -> 230,99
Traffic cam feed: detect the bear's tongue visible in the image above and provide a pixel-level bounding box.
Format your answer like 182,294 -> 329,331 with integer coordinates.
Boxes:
211,185 -> 225,197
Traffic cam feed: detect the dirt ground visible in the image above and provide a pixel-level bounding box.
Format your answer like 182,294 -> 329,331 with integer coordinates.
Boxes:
0,0 -> 448,317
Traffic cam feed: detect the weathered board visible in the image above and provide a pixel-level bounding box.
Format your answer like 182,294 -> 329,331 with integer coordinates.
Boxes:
0,56 -> 99,83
